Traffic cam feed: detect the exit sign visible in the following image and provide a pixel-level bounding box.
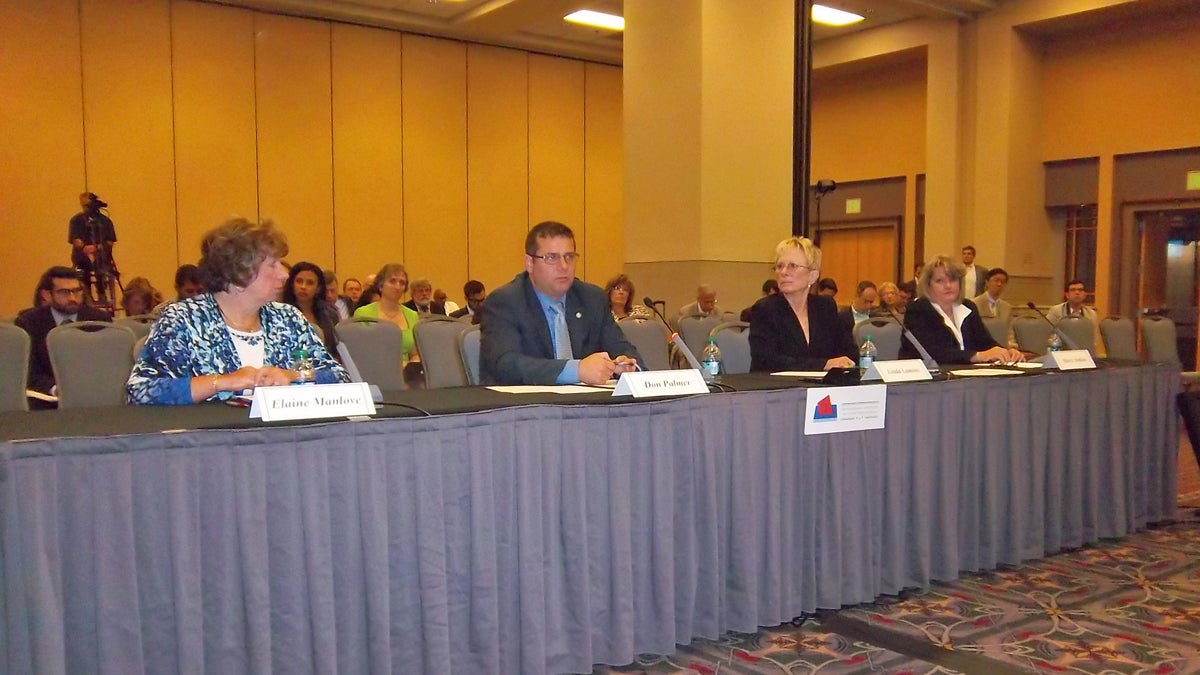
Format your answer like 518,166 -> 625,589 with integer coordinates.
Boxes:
1188,171 -> 1200,191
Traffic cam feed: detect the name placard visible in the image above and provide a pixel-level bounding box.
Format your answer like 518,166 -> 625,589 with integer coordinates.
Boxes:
1045,349 -> 1096,371
860,359 -> 932,383
613,369 -> 708,397
804,384 -> 888,436
249,382 -> 377,421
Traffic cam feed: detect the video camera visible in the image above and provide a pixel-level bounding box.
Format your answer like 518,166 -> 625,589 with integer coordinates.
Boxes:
87,193 -> 108,209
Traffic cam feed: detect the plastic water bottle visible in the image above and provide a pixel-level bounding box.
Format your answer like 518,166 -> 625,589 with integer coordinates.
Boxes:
859,335 -> 877,371
700,337 -> 722,382
292,349 -> 315,384
1047,332 -> 1063,353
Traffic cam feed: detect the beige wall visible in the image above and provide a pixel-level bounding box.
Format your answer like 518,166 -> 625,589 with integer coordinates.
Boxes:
0,0 -> 622,315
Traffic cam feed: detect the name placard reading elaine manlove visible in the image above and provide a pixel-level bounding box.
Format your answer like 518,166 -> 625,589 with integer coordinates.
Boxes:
612,369 -> 709,398
249,382 -> 377,421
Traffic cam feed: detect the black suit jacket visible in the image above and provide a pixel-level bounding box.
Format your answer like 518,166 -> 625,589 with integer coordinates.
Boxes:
748,293 -> 857,372
15,304 -> 112,393
899,297 -> 998,365
479,273 -> 640,385
449,306 -> 479,324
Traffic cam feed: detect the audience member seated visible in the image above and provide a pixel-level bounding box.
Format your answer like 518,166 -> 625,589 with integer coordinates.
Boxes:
749,237 -> 857,372
1045,278 -> 1097,324
121,277 -> 162,317
479,220 -> 640,385
283,261 -> 341,356
675,284 -> 722,324
355,283 -> 381,311
878,281 -> 901,315
604,274 -> 651,321
17,266 -> 113,399
342,277 -> 363,307
899,255 -> 1023,366
353,263 -> 421,366
972,267 -> 1015,344
837,280 -> 880,331
126,218 -> 347,405
816,277 -> 838,299
320,269 -> 350,321
434,288 -> 459,314
740,279 -> 779,322
897,280 -> 916,310
151,263 -> 204,314
403,278 -> 447,316
449,279 -> 486,324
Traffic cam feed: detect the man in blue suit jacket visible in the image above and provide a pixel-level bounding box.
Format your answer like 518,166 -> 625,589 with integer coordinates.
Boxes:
479,221 -> 641,385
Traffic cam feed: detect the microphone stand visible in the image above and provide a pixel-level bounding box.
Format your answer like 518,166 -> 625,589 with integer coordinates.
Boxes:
883,306 -> 939,372
644,296 -> 704,372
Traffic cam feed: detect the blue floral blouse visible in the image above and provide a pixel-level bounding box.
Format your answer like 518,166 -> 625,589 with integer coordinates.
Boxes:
127,293 -> 349,405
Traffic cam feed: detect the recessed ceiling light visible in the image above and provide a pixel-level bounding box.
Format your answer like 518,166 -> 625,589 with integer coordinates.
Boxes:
812,4 -> 864,26
564,10 -> 625,31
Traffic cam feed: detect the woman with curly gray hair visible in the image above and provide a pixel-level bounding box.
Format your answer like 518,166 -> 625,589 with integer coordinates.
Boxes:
127,218 -> 347,404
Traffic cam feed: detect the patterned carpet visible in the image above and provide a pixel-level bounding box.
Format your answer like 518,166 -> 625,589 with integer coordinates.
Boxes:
593,433 -> 1200,675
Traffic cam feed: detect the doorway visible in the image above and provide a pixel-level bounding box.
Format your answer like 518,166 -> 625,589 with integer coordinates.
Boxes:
817,220 -> 900,300
1137,207 -> 1200,369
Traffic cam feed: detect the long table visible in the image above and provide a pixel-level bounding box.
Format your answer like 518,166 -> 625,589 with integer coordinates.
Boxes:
0,364 -> 1180,674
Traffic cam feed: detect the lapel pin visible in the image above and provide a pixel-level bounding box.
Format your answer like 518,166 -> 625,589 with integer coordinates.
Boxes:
575,312 -> 582,319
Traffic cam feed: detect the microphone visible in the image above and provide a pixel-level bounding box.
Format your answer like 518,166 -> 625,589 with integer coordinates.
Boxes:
644,296 -> 704,372
883,306 -> 939,372
1025,301 -> 1080,351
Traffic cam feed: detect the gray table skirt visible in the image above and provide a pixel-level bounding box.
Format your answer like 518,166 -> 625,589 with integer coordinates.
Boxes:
0,365 -> 1180,674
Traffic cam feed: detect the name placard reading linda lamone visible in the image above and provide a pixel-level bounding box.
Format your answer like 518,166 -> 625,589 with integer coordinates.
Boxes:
1046,349 -> 1096,371
250,382 -> 377,421
860,359 -> 932,383
613,369 -> 708,398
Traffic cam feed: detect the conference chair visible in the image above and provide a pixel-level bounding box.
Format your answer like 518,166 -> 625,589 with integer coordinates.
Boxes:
678,315 -> 722,365
132,335 -> 148,360
709,321 -> 750,374
47,321 -> 135,408
115,314 -> 156,341
1054,315 -> 1096,354
413,316 -> 469,388
0,323 -> 31,411
458,325 -> 482,385
1099,317 -> 1139,361
335,317 -> 406,391
981,316 -> 1009,348
1142,315 -> 1200,386
852,318 -> 902,361
617,318 -> 671,371
1013,316 -> 1054,355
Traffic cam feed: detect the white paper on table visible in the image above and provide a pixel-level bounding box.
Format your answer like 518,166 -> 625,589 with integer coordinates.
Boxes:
771,371 -> 829,378
486,385 -> 610,394
948,368 -> 1024,377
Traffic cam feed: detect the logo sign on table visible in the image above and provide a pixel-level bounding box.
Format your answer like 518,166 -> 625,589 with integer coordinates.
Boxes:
804,384 -> 887,436
1043,349 -> 1096,371
860,359 -> 932,383
612,369 -> 708,397
249,382 -> 377,421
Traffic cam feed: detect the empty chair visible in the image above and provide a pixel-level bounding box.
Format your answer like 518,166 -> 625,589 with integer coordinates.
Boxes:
710,321 -> 750,374
852,318 -> 902,360
115,314 -> 156,340
1142,316 -> 1181,365
678,315 -> 722,365
1100,317 -> 1138,361
458,325 -> 482,385
1142,315 -> 1200,385
617,319 -> 671,371
47,321 -> 135,408
1055,315 -> 1096,353
1013,316 -> 1054,355
0,323 -> 31,411
413,316 -> 469,388
335,317 -> 405,391
981,316 -> 1010,348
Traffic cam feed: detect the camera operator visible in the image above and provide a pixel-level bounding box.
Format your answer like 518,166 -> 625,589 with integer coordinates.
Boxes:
68,191 -> 117,302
